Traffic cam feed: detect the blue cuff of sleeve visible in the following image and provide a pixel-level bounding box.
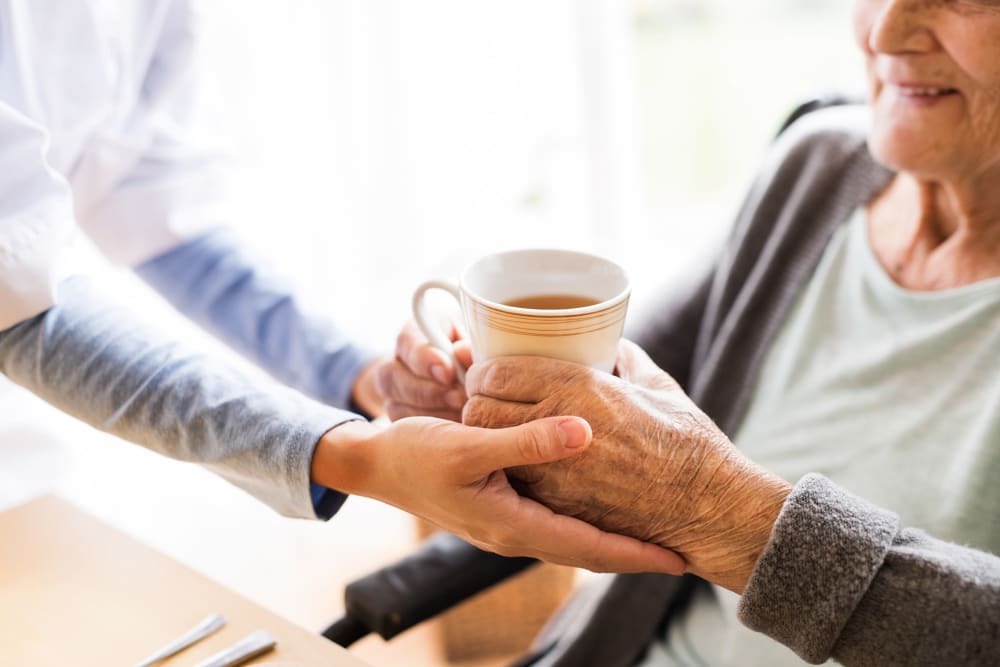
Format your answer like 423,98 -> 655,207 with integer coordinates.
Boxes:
310,482 -> 349,521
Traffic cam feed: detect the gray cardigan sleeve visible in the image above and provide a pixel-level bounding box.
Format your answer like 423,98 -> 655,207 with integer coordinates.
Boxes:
0,278 -> 360,519
738,473 -> 1000,666
627,266 -> 715,392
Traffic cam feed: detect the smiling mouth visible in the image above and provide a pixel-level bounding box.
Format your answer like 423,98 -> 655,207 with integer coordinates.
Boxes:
890,85 -> 959,98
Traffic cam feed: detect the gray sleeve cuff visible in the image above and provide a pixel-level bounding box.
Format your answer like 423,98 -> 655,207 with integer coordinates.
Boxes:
199,391 -> 360,520
737,473 -> 900,664
738,474 -> 1000,666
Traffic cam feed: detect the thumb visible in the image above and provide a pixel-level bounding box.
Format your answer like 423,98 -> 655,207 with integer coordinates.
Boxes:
469,416 -> 592,473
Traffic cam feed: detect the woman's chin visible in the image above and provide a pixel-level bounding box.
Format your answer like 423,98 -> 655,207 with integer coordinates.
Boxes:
867,129 -> 952,177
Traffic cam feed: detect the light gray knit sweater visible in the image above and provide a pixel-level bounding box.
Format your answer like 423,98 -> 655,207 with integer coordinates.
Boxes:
525,105 -> 1000,667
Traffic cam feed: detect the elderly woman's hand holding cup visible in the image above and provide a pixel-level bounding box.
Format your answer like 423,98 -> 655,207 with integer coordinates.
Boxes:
464,341 -> 792,593
382,246 -> 792,589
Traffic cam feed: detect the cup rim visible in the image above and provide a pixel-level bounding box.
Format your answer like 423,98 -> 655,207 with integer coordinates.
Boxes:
459,248 -> 631,316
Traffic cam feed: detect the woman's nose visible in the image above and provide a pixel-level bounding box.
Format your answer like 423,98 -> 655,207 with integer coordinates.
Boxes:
866,0 -> 937,55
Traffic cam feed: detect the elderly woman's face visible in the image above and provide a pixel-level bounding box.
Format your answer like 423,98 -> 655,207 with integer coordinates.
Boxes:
854,0 -> 1000,179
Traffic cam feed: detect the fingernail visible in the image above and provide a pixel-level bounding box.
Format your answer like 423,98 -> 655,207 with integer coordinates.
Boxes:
446,388 -> 466,409
431,364 -> 449,384
557,418 -> 590,449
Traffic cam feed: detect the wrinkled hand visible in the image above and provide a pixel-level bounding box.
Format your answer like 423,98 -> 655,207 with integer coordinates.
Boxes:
463,340 -> 791,592
374,320 -> 471,421
313,415 -> 684,574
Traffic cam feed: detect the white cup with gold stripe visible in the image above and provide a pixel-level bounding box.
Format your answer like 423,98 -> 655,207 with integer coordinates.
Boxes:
412,249 -> 630,380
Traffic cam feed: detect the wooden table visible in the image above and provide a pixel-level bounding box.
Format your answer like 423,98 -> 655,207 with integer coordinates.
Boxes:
0,495 -> 371,667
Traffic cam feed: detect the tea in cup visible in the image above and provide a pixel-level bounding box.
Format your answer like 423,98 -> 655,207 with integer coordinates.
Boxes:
412,248 -> 630,378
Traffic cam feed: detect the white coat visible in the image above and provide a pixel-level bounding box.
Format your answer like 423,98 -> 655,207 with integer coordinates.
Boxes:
0,0 -> 229,329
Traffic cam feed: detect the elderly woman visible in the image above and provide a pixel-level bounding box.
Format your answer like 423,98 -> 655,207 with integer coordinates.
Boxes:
379,0 -> 1000,664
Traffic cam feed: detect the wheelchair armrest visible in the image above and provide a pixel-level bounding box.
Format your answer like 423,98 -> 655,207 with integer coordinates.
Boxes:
322,532 -> 537,645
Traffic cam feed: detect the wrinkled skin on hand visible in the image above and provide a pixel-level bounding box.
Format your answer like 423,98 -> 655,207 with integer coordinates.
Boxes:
463,341 -> 790,592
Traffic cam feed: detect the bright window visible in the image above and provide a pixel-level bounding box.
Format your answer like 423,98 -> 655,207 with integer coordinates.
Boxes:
628,0 -> 864,297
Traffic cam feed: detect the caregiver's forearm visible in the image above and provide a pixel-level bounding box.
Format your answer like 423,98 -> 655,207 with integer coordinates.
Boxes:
0,278 -> 359,518
136,228 -> 376,411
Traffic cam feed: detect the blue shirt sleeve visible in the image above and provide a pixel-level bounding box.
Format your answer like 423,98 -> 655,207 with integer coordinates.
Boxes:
136,228 -> 379,518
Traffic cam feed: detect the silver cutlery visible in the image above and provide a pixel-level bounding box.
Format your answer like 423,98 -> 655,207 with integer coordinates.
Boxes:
132,613 -> 227,667
192,630 -> 277,667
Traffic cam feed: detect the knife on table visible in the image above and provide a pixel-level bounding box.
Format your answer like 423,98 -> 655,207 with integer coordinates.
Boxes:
132,614 -> 227,667
192,630 -> 278,667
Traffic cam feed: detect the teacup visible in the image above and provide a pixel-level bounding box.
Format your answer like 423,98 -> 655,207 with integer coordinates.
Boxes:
412,248 -> 630,379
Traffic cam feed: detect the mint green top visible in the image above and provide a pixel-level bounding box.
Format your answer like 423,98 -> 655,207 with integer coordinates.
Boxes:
639,209 -> 1000,666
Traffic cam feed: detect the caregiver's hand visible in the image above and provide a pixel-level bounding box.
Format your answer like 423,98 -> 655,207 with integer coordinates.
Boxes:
311,413 -> 685,574
375,319 -> 472,422
463,340 -> 792,592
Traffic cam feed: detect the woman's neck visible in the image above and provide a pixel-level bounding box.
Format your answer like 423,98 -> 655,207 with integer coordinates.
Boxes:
867,172 -> 1000,291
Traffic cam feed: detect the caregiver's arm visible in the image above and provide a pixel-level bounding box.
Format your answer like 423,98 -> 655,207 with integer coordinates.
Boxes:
135,227 -> 384,418
136,228 -> 384,516
0,278 -> 358,518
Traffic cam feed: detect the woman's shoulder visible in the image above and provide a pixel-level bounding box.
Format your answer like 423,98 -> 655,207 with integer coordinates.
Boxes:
723,102 -> 890,275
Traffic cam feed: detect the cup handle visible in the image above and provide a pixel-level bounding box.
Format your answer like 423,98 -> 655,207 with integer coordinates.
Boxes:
412,279 -> 466,384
